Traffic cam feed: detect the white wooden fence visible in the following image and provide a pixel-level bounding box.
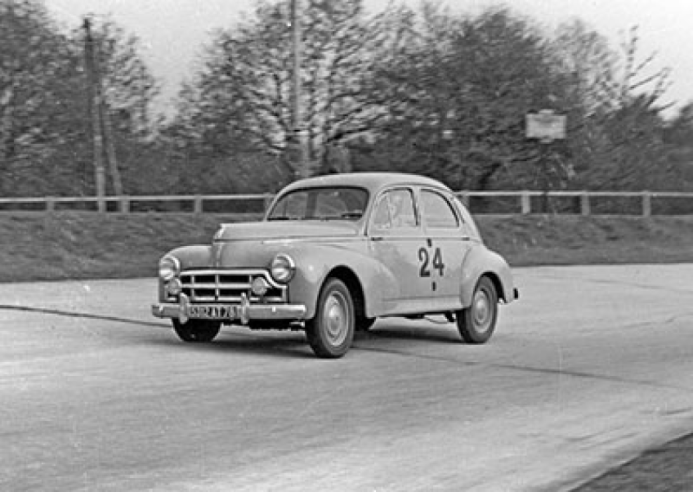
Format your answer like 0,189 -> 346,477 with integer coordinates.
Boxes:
1,191 -> 692,216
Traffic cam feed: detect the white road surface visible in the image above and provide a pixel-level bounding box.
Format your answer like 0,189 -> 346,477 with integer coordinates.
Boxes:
1,264 -> 692,491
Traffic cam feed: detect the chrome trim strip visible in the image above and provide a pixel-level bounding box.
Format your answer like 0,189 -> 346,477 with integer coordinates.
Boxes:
185,282 -> 251,289
193,295 -> 285,303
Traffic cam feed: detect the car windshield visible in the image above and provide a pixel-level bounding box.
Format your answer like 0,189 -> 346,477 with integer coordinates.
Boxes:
267,186 -> 369,221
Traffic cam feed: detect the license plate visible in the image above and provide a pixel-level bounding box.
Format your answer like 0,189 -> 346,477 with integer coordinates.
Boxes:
188,305 -> 236,319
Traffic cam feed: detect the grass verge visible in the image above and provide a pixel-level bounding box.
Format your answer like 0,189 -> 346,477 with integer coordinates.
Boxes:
2,212 -> 693,282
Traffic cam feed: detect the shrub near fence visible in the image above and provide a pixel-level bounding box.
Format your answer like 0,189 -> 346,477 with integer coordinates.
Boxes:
1,191 -> 693,216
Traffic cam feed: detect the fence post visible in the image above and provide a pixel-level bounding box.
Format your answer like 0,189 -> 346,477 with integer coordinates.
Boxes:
641,191 -> 651,217
193,196 -> 203,214
580,192 -> 591,216
119,196 -> 130,214
459,192 -> 470,210
521,192 -> 531,214
263,193 -> 273,212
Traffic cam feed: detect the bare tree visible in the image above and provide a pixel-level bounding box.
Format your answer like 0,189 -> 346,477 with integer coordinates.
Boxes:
0,0 -> 76,194
549,22 -> 673,190
170,0 -> 399,178
362,5 -> 558,191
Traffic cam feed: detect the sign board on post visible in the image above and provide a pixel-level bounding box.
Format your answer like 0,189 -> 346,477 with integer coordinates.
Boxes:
526,109 -> 567,214
526,109 -> 566,143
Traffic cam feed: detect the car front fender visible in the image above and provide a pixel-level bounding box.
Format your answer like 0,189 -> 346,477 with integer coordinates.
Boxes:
166,245 -> 214,270
157,245 -> 213,301
286,243 -> 389,320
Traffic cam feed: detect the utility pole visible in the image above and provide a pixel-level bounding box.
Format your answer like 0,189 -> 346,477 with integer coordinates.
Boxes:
84,16 -> 123,211
83,16 -> 106,212
100,83 -> 123,198
291,0 -> 310,178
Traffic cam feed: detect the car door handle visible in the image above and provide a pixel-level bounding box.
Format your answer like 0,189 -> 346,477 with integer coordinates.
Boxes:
371,236 -> 384,242
461,236 -> 471,241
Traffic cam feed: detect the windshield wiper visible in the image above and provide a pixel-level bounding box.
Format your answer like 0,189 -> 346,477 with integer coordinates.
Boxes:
270,212 -> 361,221
340,211 -> 363,219
311,212 -> 362,221
268,215 -> 313,221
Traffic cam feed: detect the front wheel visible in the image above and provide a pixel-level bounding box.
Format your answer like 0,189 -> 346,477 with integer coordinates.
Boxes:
305,278 -> 355,358
457,276 -> 498,344
172,319 -> 221,343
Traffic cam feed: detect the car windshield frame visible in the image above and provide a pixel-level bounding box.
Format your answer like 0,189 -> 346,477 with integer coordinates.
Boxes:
265,186 -> 370,222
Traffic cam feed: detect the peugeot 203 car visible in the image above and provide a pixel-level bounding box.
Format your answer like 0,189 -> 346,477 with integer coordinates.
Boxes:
152,172 -> 518,358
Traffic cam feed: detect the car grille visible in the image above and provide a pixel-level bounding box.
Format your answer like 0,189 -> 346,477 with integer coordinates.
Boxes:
179,269 -> 287,303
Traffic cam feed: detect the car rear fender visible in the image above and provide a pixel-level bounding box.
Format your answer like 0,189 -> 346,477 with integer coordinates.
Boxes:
459,246 -> 516,307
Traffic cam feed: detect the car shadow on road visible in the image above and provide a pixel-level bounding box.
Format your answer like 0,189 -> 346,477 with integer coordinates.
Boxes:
358,323 -> 461,345
145,322 -> 464,358
147,329 -> 315,359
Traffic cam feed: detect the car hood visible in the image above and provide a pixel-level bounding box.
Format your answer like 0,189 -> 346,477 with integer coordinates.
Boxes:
214,220 -> 361,242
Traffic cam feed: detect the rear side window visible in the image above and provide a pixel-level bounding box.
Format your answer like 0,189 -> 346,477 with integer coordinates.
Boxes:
421,190 -> 459,229
372,188 -> 418,230
454,197 -> 481,239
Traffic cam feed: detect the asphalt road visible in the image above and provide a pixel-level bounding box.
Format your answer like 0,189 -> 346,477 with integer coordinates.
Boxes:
1,264 -> 692,492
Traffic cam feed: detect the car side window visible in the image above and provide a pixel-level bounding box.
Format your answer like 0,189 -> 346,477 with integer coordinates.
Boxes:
372,189 -> 417,230
454,196 -> 481,239
372,196 -> 392,229
421,190 -> 459,229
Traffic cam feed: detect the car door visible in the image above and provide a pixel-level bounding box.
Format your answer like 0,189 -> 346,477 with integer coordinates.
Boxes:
417,187 -> 470,311
368,187 -> 427,314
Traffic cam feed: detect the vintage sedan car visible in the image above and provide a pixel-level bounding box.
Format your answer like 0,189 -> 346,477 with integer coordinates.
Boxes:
152,172 -> 517,358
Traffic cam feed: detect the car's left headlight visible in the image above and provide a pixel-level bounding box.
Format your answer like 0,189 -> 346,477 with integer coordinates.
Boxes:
159,255 -> 180,281
271,253 -> 295,283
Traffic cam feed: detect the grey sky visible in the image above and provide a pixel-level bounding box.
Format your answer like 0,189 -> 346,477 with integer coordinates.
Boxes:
45,0 -> 692,116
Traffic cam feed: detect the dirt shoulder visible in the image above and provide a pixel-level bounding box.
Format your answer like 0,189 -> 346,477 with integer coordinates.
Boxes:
570,432 -> 693,491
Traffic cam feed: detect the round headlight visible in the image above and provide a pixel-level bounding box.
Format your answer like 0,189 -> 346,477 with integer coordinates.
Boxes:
270,254 -> 295,283
159,256 -> 180,282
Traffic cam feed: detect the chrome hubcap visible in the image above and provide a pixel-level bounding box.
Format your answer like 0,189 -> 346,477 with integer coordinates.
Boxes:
472,289 -> 492,333
324,292 -> 349,346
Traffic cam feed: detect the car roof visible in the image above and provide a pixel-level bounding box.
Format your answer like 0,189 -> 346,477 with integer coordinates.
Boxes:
279,172 -> 451,195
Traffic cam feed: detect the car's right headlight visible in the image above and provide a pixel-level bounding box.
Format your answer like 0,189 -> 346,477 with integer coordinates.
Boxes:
270,253 -> 295,284
158,256 -> 180,282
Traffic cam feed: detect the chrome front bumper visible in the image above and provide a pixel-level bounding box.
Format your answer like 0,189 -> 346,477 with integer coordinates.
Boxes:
152,293 -> 306,325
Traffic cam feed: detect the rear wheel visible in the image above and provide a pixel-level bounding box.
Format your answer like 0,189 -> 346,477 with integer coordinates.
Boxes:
457,276 -> 498,344
172,319 -> 221,343
306,278 -> 355,358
